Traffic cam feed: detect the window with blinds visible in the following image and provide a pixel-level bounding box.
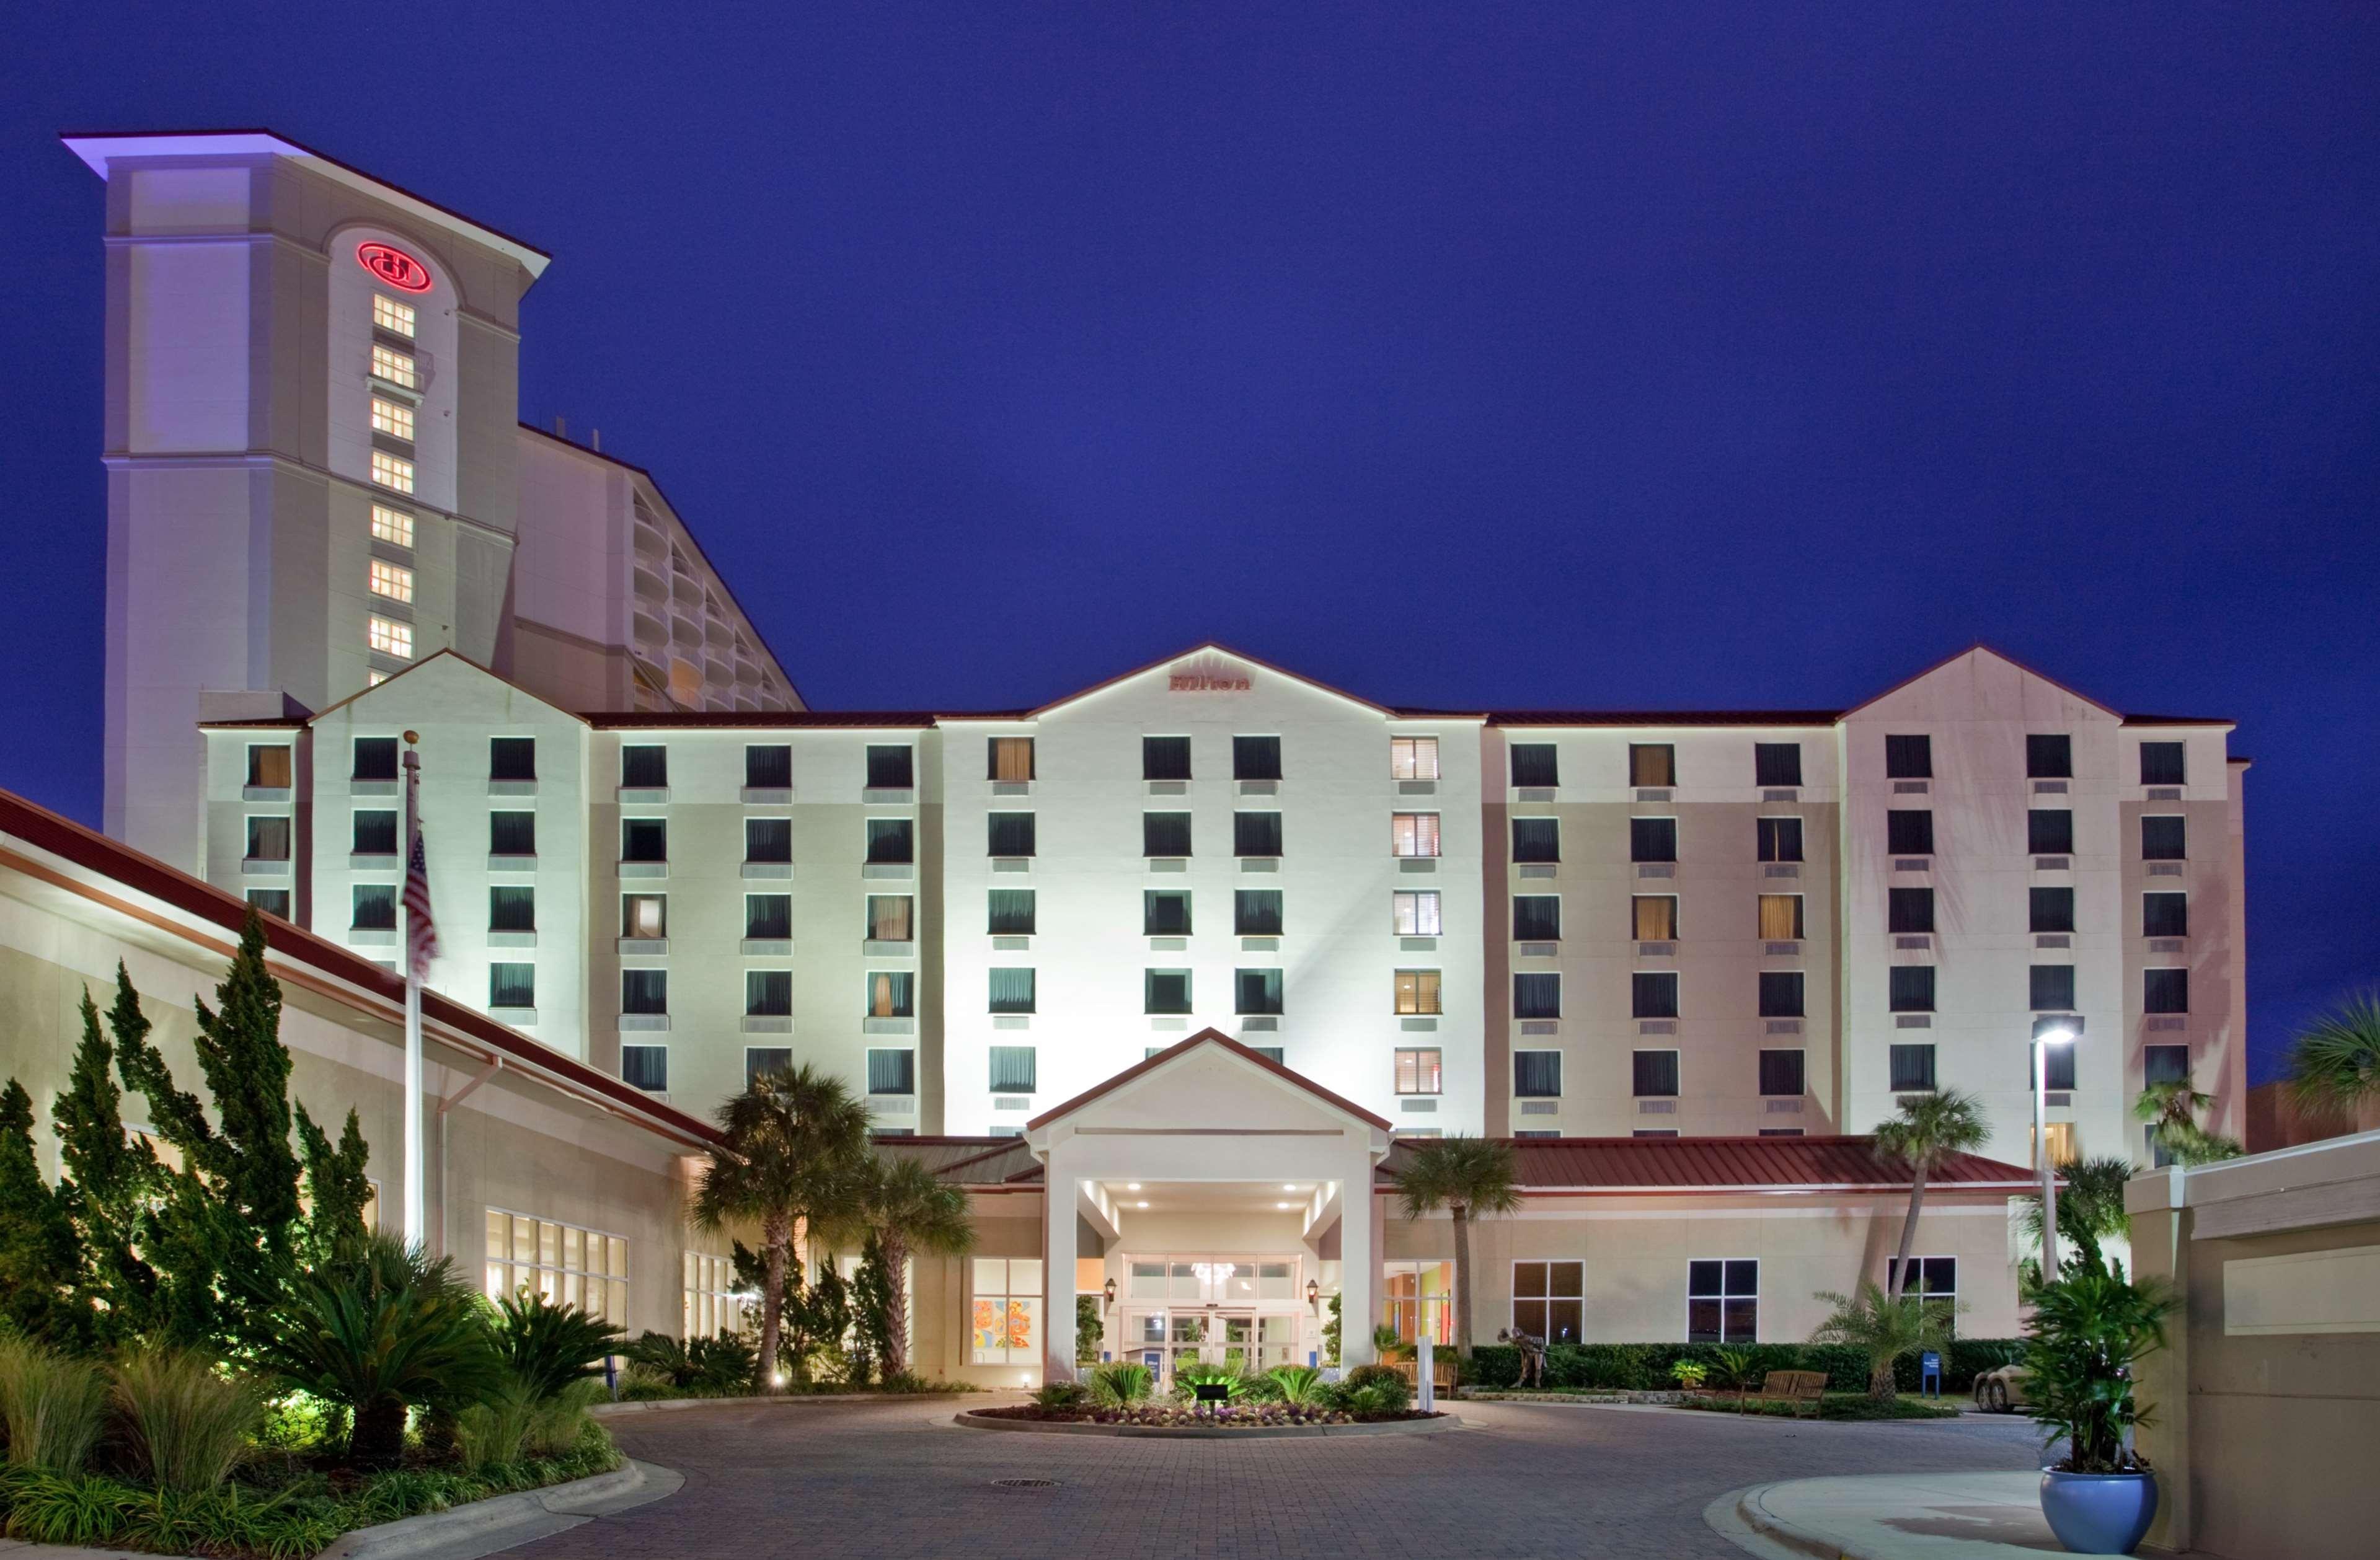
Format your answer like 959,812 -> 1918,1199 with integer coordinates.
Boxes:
1393,969 -> 1442,1015
1390,736 -> 1439,780
1890,1044 -> 1937,1092
1391,813 -> 1440,857
1392,890 -> 1439,936
485,1210 -> 627,1323
2141,816 -> 2186,860
1394,1047 -> 1442,1095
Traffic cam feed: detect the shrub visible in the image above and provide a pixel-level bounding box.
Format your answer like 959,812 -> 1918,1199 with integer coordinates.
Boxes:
1340,1364 -> 1412,1416
492,1290 -> 626,1400
1232,1370 -> 1285,1403
109,1347 -> 267,1492
2025,1264 -> 2175,1473
1670,1359 -> 1709,1388
1342,1362 -> 1402,1393
1268,1364 -> 1324,1404
1169,1360 -> 1239,1401
0,1467 -> 139,1543
1033,1380 -> 1088,1409
0,1334 -> 108,1473
454,1380 -> 536,1473
524,1378 -> 607,1459
1088,1361 -> 1152,1405
1462,1338 -> 2025,1395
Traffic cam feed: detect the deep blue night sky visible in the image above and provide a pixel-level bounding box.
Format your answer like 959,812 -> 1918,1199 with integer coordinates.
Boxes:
2,4 -> 2373,1080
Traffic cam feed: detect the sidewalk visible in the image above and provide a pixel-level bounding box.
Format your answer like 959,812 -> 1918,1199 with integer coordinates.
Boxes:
1709,1471 -> 2064,1558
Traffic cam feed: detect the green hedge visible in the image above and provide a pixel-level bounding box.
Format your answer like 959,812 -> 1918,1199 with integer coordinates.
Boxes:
1461,1337 -> 2023,1394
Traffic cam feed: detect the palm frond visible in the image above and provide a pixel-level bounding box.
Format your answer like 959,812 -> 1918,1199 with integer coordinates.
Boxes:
2285,992 -> 2380,1112
1390,1135 -> 1521,1219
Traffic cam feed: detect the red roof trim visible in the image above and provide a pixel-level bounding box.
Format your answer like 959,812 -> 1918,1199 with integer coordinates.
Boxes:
1377,1135 -> 2043,1192
1025,1028 -> 1394,1132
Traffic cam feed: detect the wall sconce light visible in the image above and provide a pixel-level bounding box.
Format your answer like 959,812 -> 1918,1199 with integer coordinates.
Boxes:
1102,1276 -> 1117,1313
1306,1278 -> 1321,1312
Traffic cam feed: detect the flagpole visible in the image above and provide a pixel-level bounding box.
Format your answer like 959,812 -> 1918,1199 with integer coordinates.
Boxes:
401,731 -> 425,1246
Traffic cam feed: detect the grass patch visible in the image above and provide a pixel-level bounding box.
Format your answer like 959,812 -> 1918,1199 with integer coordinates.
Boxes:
1674,1391 -> 1961,1422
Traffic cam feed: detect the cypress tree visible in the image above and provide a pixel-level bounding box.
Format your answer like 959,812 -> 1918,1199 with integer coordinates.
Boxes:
0,1079 -> 89,1346
53,984 -> 162,1339
296,1103 -> 374,1265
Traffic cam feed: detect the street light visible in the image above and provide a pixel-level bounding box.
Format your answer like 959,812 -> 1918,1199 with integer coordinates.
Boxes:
2033,1022 -> 2079,1277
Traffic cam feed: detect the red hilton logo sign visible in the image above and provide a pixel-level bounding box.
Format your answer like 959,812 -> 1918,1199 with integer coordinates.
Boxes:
1169,653 -> 1252,692
356,242 -> 433,293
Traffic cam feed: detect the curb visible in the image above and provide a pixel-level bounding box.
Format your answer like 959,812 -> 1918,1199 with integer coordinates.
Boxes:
1459,1391 -> 1685,1406
590,1391 -> 976,1417
313,1458 -> 683,1560
952,1409 -> 1461,1440
1704,1482 -> 1842,1560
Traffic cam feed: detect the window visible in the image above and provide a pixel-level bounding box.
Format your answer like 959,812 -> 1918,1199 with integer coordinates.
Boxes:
246,816 -> 292,861
2031,886 -> 2076,934
867,972 -> 915,1018
970,1257 -> 1043,1365
1758,894 -> 1804,940
1885,734 -> 1932,779
2031,964 -> 2077,1011
986,888 -> 1036,935
369,450 -> 414,493
489,885 -> 535,933
369,342 -> 415,388
2141,816 -> 2186,861
1632,895 -> 1678,940
1628,743 -> 1676,787
490,737 -> 535,782
1889,1043 -> 1936,1091
2143,1044 -> 2190,1087
246,888 -> 291,919
1759,1049 -> 1805,1096
366,557 -> 415,604
864,818 -> 912,863
1508,743 -> 1559,787
1510,817 -> 1559,863
1143,812 -> 1192,858
745,1047 -> 793,1084
1234,968 -> 1284,1016
353,737 -> 400,780
1511,1261 -> 1583,1344
1144,969 -> 1192,1015
1513,972 -> 1562,1019
1391,813 -> 1441,858
741,894 -> 786,939
621,969 -> 668,1015
1754,743 -> 1803,787
370,397 -> 415,441
1889,965 -> 1936,1012
1511,895 -> 1562,941
2027,734 -> 2073,779
489,962 -> 535,1009
988,1046 -> 1038,1091
1900,1258 -> 1957,1329
1392,890 -> 1441,936
1394,969 -> 1442,1015
367,615 -> 414,658
1144,890 -> 1192,936
621,1045 -> 667,1093
1887,809 -> 1934,855
369,503 -> 414,547
2032,1043 -> 2076,1091
867,1048 -> 916,1096
345,809 -> 394,854
1234,811 -> 1283,857
987,813 -> 1037,857
245,744 -> 293,788
746,744 -> 792,790
621,745 -> 668,788
1687,1258 -> 1758,1343
623,894 -> 668,939
1235,889 -> 1283,936
1756,816 -> 1802,863
2139,741 -> 2187,786
483,1211 -> 629,1325
490,810 -> 536,857
351,883 -> 396,930
2144,968 -> 2190,1015
1633,1050 -> 1679,1097
1513,1050 -> 1562,1098
621,819 -> 668,863
1889,887 -> 1935,935
1233,735 -> 1281,781
1630,816 -> 1678,863
987,737 -> 1035,782
988,969 -> 1036,1015
2143,891 -> 2188,938
372,294 -> 416,336
1759,971 -> 1805,1019
1142,736 -> 1192,780
1391,736 -> 1439,781
1395,1047 -> 1442,1095
1632,971 -> 1679,1019
2028,809 -> 2074,855
866,895 -> 914,941
865,746 -> 915,789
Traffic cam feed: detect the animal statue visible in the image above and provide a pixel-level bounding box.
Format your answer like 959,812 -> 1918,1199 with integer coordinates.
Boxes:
1497,1326 -> 1549,1388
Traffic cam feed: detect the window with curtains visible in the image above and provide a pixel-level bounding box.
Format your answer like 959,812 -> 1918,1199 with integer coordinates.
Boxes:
489,738 -> 536,782
1236,889 -> 1283,936
2031,886 -> 2076,934
866,896 -> 914,942
2032,1042 -> 2076,1091
1391,736 -> 1439,780
986,738 -> 1034,782
1508,743 -> 1559,787
621,969 -> 667,1015
621,818 -> 667,862
745,970 -> 792,1017
1136,812 -> 1187,858
1759,1049 -> 1805,1096
1688,1260 -> 1756,1343
247,744 -> 293,788
1512,896 -> 1562,941
1887,809 -> 1934,855
1144,890 -> 1192,936
1630,816 -> 1677,862
353,737 -> 400,780
489,963 -> 535,1008
489,886 -> 535,932
1510,817 -> 1560,863
746,817 -> 793,864
1885,734 -> 1932,778
623,894 -> 667,938
2141,816 -> 2185,860
621,745 -> 668,788
987,813 -> 1037,857
986,888 -> 1036,935
1143,736 -> 1192,780
1888,887 -> 1935,934
866,745 -> 914,789
2030,964 -> 2076,1011
1632,895 -> 1678,940
1632,970 -> 1679,1019
352,809 -> 397,854
864,818 -> 913,863
621,1044 -> 666,1092
867,1047 -> 916,1096
2028,809 -> 2075,855
1890,1043 -> 1937,1092
1756,816 -> 1802,863
244,816 -> 291,862
1144,969 -> 1192,1015
246,889 -> 290,919
2139,741 -> 2186,785
1390,813 -> 1441,857
1513,1050 -> 1562,1098
2027,734 -> 2073,778
1395,1047 -> 1442,1095
867,971 -> 915,1018
352,884 -> 396,930
1233,735 -> 1281,780
2144,967 -> 2189,1014
1394,969 -> 1441,1015
1514,1261 -> 1583,1343
1235,968 -> 1284,1015
1513,972 -> 1562,1019
2143,1044 -> 2190,1086
2143,891 -> 2188,938
1759,971 -> 1804,1018
743,894 -> 787,939
1889,965 -> 1935,1012
1234,811 -> 1283,857
491,811 -> 536,857
745,1047 -> 792,1085
1629,744 -> 1676,787
725,747 -> 785,794
1392,890 -> 1440,936
1758,894 -> 1804,940
1633,1050 -> 1679,1096
988,968 -> 1036,1015
1754,742 -> 1803,787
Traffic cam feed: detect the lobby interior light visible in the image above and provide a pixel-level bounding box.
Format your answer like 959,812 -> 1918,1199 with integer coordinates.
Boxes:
1126,1183 -> 1141,1191
1276,1201 -> 1292,1210
1136,1200 -> 1148,1209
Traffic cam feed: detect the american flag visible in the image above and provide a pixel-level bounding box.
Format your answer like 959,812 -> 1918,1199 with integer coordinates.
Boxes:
402,817 -> 440,981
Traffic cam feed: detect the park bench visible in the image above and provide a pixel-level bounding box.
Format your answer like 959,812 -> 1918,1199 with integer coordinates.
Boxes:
1392,1355 -> 1459,1393
1744,1369 -> 1828,1417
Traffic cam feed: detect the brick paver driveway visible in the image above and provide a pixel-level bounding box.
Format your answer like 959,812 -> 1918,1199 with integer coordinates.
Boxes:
527,1397 -> 2042,1559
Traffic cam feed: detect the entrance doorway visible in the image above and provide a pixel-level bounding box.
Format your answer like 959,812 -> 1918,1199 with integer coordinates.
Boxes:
1116,1254 -> 1306,1385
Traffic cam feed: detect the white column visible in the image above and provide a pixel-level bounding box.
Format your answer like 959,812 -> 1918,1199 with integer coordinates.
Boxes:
1042,1150 -> 1076,1383
1339,1170 -> 1377,1366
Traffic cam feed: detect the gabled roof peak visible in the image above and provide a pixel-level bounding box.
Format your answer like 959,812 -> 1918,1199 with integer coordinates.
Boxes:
1025,1026 -> 1393,1133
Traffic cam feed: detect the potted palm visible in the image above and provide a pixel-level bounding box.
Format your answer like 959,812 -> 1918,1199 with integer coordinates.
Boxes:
2025,1264 -> 2175,1554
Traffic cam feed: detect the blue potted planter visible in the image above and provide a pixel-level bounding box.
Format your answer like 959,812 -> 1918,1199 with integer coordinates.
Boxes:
2039,1468 -> 2158,1554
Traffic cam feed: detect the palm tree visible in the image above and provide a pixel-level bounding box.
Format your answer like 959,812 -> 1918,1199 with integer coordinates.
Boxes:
843,1155 -> 973,1378
2019,1157 -> 2134,1272
1389,1135 -> 1520,1361
2134,1079 -> 2243,1166
1872,1090 -> 1987,1297
691,1064 -> 870,1390
1811,1280 -> 1955,1401
2285,991 -> 2380,1120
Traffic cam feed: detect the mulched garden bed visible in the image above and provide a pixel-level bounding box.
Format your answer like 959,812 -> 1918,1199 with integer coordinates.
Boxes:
967,1403 -> 1438,1430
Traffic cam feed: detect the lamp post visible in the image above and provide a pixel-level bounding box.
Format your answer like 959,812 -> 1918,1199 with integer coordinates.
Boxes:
2033,1023 -> 2078,1277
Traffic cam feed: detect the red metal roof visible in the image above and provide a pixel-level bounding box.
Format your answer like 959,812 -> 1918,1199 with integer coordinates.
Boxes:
1379,1135 -> 2043,1193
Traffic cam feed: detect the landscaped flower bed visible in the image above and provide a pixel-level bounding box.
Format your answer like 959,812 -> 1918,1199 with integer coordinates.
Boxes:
970,1403 -> 1434,1429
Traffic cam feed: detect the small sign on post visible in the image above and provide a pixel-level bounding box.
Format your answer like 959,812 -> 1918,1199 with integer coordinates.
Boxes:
1919,1350 -> 1942,1399
1192,1383 -> 1231,1411
1417,1336 -> 1436,1414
